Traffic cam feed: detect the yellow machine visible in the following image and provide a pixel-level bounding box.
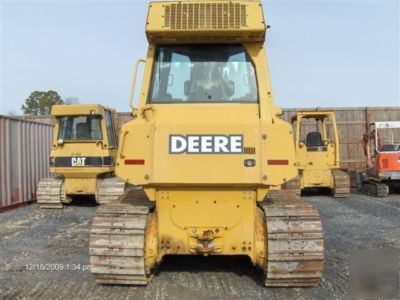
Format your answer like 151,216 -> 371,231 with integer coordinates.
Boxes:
291,111 -> 350,197
36,104 -> 125,208
89,0 -> 324,287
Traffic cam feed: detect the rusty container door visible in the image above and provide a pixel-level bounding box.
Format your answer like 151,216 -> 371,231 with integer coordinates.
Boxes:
0,115 -> 53,211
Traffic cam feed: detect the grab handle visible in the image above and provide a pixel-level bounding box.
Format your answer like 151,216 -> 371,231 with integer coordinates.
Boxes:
129,58 -> 146,111
119,131 -> 128,158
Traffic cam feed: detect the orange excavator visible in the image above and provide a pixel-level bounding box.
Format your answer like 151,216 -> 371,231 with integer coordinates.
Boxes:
362,121 -> 400,197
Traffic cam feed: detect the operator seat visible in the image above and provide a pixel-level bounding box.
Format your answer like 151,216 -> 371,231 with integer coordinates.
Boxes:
76,123 -> 90,139
306,132 -> 327,152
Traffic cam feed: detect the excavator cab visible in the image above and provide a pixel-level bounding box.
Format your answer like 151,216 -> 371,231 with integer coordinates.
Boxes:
291,111 -> 350,197
362,121 -> 400,196
368,122 -> 400,154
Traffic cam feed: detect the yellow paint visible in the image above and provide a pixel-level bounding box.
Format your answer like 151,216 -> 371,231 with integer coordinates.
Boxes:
293,111 -> 340,189
117,0 -> 295,269
145,213 -> 158,272
49,104 -> 119,196
146,1 -> 266,44
64,177 -> 97,195
51,104 -> 109,116
155,189 -> 262,262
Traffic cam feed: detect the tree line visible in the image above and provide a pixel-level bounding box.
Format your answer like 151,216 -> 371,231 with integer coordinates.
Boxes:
20,91 -> 79,115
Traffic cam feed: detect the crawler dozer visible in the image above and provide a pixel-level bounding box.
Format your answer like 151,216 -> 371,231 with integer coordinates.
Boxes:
89,0 -> 324,287
361,121 -> 400,197
290,112 -> 350,197
36,104 -> 126,208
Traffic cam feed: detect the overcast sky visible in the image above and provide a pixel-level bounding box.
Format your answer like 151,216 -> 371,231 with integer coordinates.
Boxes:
0,0 -> 399,114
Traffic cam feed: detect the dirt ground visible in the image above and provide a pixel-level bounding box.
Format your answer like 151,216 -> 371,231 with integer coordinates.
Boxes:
0,192 -> 399,299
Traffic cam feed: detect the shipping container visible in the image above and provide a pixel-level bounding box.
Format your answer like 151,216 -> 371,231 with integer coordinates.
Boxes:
0,115 -> 53,211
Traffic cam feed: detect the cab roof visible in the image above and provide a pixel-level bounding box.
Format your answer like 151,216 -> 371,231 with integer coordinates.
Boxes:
372,121 -> 400,129
51,104 -> 115,117
291,111 -> 335,123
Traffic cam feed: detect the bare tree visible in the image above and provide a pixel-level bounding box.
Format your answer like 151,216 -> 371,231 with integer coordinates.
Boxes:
64,97 -> 80,105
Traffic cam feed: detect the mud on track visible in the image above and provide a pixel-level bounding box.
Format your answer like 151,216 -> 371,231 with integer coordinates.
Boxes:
1,193 -> 399,299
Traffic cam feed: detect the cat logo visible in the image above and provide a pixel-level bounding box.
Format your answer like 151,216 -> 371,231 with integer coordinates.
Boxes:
71,157 -> 86,167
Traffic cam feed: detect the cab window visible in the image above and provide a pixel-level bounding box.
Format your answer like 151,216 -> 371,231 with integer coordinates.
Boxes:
149,45 -> 258,103
58,115 -> 102,141
105,111 -> 117,148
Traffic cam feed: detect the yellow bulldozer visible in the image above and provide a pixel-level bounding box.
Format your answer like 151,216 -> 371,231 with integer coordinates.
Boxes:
89,0 -> 324,287
290,111 -> 350,197
36,104 -> 126,208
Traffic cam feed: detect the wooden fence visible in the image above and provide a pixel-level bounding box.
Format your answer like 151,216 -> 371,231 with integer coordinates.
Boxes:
19,106 -> 400,171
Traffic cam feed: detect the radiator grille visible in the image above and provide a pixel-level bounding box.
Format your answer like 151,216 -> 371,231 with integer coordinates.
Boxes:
244,147 -> 256,154
164,2 -> 247,29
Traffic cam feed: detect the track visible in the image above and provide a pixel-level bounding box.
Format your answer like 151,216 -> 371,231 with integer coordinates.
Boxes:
90,186 -> 323,287
361,182 -> 389,197
37,176 -> 126,209
36,177 -> 64,209
89,190 -> 152,285
267,176 -> 301,202
332,170 -> 350,198
261,197 -> 324,287
96,177 -> 126,204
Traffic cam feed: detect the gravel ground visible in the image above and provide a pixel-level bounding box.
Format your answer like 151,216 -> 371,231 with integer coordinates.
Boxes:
0,192 -> 399,299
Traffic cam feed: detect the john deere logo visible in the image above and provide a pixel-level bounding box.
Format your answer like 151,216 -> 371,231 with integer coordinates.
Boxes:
71,157 -> 86,166
169,135 -> 243,154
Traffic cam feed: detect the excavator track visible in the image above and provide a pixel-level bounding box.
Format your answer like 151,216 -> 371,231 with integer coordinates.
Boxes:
96,177 -> 126,204
332,170 -> 350,198
261,197 -> 324,287
36,177 -> 64,209
267,176 -> 301,201
361,181 -> 389,197
89,189 -> 152,285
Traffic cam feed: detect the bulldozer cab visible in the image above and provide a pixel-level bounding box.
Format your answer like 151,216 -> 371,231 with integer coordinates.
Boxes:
150,45 -> 257,103
292,112 -> 340,170
53,104 -> 117,148
50,104 -> 118,171
118,0 -> 298,192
